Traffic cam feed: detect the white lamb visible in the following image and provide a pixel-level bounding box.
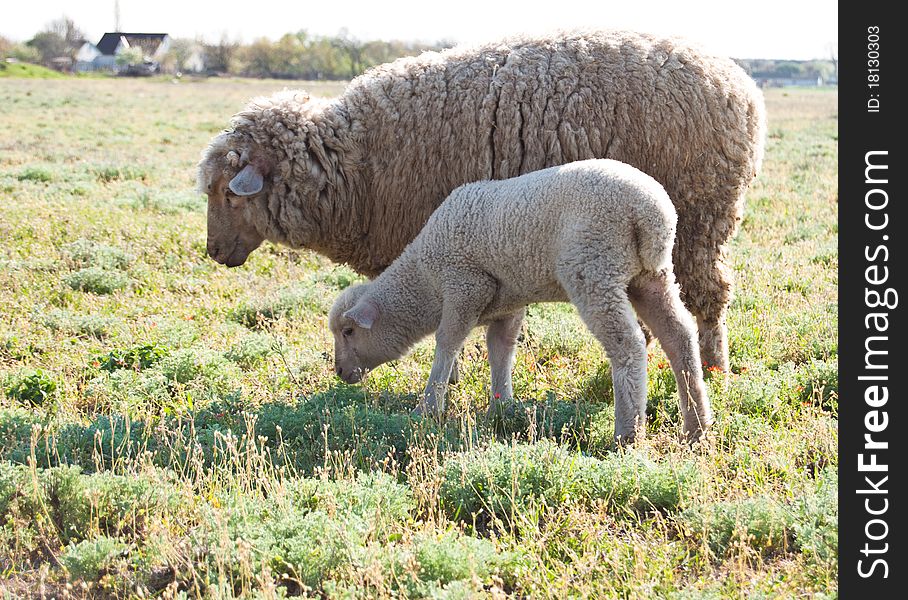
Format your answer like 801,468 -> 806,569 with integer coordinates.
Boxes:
328,159 -> 712,442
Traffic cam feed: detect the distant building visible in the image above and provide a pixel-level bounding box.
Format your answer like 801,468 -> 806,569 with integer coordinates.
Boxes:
75,32 -> 171,73
75,41 -> 102,67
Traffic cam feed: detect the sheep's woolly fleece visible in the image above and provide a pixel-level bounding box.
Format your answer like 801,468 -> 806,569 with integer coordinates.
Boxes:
329,159 -> 711,441
198,29 -> 766,369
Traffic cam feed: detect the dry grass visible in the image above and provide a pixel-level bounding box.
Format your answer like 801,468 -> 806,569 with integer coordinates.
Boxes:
0,79 -> 837,598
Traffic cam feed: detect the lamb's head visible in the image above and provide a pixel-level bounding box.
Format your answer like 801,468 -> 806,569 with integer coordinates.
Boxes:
328,284 -> 402,383
197,130 -> 269,267
197,90 -> 330,267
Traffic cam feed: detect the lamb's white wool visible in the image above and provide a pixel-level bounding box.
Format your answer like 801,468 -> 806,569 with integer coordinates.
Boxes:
198,29 -> 766,372
328,159 -> 712,443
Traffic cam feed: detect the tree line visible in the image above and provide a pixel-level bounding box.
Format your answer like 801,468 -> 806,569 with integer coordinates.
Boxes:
2,17 -> 836,83
0,17 -> 450,80
195,30 -> 450,79
734,58 -> 837,82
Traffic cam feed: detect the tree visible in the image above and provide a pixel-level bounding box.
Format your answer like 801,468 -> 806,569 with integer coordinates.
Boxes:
4,41 -> 41,64
239,37 -> 278,78
26,32 -> 67,66
204,34 -> 240,74
826,43 -> 838,80
47,16 -> 86,49
0,35 -> 13,57
115,46 -> 144,68
25,16 -> 86,69
165,38 -> 203,74
332,28 -> 365,78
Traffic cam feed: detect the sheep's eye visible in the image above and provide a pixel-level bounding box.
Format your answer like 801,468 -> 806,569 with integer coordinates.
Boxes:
342,327 -> 354,338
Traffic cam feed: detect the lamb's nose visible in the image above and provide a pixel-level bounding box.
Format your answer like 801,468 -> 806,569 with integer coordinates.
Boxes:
336,366 -> 343,377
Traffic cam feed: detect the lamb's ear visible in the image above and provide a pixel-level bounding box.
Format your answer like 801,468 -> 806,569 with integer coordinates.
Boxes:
343,298 -> 379,330
228,164 -> 264,196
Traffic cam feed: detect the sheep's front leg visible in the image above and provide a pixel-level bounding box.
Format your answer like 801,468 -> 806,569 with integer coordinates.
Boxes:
486,309 -> 525,417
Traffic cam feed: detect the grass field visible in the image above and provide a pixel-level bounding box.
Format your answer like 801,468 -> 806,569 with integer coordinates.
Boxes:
0,77 -> 837,598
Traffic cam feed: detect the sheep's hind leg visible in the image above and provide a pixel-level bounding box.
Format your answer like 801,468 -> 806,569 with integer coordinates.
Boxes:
565,280 -> 648,445
629,270 -> 712,441
486,308 -> 526,417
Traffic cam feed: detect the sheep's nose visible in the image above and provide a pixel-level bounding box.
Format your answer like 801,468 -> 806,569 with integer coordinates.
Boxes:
335,366 -> 343,377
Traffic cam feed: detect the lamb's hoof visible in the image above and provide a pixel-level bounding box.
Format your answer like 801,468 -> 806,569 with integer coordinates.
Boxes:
485,397 -> 521,421
485,402 -> 503,423
411,402 -> 441,419
613,432 -> 638,448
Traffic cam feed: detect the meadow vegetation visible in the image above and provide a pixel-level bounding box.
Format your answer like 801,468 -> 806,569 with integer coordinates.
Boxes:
0,78 -> 837,597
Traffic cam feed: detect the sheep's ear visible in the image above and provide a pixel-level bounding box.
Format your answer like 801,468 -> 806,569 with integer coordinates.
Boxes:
228,164 -> 264,196
343,299 -> 379,330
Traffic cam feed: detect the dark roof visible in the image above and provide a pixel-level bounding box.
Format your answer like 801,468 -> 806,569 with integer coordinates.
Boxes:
96,33 -> 169,56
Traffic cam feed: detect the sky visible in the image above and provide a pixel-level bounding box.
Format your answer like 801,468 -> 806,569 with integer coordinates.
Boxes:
3,0 -> 838,60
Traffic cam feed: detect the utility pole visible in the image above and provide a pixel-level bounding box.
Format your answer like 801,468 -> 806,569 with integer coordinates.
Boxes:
115,0 -> 121,32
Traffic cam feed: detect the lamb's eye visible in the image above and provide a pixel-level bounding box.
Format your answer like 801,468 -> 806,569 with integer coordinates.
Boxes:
342,327 -> 354,338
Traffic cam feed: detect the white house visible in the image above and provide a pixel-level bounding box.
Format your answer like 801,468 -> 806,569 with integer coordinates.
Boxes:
75,33 -> 171,73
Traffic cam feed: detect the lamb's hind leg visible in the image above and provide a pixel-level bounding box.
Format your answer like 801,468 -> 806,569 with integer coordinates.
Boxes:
629,269 -> 712,441
564,278 -> 648,444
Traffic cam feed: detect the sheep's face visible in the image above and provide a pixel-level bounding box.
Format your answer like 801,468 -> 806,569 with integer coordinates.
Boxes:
328,285 -> 399,383
198,133 -> 267,268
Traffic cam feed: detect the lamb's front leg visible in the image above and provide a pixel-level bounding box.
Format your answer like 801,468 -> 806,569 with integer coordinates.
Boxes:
413,332 -> 464,415
415,272 -> 497,417
486,309 -> 525,417
415,315 -> 478,417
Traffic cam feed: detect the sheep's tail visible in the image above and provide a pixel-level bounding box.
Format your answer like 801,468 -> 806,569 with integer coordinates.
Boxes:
634,190 -> 677,274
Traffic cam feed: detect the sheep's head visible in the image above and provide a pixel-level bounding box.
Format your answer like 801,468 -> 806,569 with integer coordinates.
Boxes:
197,131 -> 269,267
198,90 -> 331,268
328,284 -> 400,384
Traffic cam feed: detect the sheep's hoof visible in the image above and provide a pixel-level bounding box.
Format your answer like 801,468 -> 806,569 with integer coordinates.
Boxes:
697,320 -> 730,373
683,416 -> 713,445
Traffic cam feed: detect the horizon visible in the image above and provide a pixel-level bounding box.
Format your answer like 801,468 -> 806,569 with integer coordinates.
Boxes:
4,0 -> 837,61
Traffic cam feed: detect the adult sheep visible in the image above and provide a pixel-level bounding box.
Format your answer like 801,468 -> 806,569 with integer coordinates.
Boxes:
198,29 -> 766,371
